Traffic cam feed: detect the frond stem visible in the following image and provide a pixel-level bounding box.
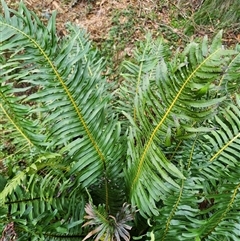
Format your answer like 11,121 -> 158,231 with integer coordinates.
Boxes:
0,104 -> 33,146
130,48 -> 221,192
187,136 -> 198,169
218,52 -> 240,88
161,180 -> 184,241
210,132 -> 240,162
0,22 -> 106,168
203,183 -> 240,238
0,19 -> 110,212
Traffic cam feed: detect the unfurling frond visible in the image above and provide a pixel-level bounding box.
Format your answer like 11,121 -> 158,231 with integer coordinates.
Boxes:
83,202 -> 136,241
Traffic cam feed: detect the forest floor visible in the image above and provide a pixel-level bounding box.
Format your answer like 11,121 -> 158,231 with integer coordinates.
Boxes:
6,0 -> 240,51
3,0 -> 240,80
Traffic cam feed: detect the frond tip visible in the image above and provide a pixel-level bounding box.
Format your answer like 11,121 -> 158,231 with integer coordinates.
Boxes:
82,202 -> 136,241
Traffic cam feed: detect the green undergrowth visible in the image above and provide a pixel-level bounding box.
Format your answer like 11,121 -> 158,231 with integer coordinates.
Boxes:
0,0 -> 240,240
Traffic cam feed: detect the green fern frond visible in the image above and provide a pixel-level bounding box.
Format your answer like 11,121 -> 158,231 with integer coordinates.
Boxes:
0,0 -> 124,215
147,138 -> 205,240
148,100 -> 240,239
0,152 -> 62,205
152,178 -> 203,241
218,46 -> 240,95
198,183 -> 240,240
2,168 -> 85,239
119,34 -> 167,123
203,95 -> 240,175
125,31 -> 234,217
1,0 -> 240,240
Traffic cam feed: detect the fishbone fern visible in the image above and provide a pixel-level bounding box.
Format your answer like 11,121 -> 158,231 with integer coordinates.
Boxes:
0,1 -> 240,240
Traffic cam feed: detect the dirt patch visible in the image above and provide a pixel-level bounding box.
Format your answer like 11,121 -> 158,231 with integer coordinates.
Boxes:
4,1 -> 185,41
3,0 -> 240,53
19,0 -> 142,40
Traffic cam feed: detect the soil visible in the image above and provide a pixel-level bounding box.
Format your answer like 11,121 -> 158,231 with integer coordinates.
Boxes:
7,0 -> 164,41
4,0 -> 240,50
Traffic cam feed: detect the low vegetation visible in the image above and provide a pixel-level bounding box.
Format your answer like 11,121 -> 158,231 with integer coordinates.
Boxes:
0,0 -> 240,240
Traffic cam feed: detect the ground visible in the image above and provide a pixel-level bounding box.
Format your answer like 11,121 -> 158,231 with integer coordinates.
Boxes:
4,0 -> 240,63
0,1 -> 240,240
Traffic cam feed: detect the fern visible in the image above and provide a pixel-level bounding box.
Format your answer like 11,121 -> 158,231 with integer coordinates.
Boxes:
0,0 -> 124,239
123,30 -> 237,217
0,1 -> 240,240
147,96 -> 240,240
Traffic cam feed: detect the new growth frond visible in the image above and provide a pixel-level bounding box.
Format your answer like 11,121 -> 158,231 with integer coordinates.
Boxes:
83,202 -> 136,241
